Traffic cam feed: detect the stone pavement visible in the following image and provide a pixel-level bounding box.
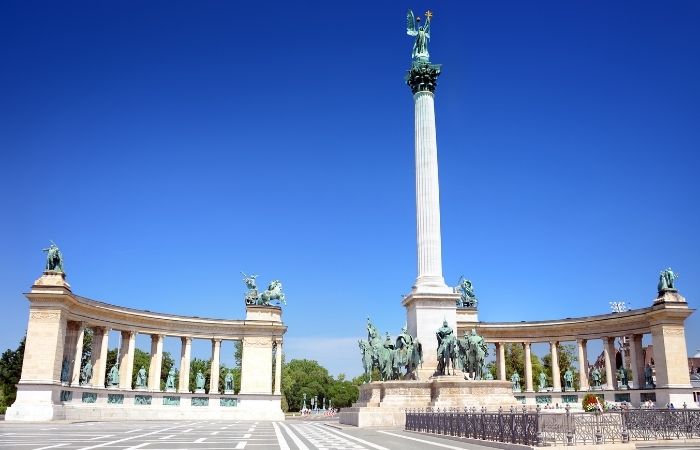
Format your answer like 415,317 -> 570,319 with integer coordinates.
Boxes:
0,419 -> 498,449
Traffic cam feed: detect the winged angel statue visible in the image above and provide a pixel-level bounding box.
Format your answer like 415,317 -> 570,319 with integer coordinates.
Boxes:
407,10 -> 432,62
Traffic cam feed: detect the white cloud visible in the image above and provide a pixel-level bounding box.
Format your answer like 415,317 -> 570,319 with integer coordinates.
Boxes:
284,336 -> 364,378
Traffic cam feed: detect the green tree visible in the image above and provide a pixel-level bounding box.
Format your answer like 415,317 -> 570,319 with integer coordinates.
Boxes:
131,348 -> 151,388
0,336 -> 25,414
502,343 -> 544,389
282,359 -> 332,412
189,358 -> 211,393
327,378 -> 359,408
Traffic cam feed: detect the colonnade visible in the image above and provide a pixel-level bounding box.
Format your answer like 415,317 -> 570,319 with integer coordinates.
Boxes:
61,321 -> 283,395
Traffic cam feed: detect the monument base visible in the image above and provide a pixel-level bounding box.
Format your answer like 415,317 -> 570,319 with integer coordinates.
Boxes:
340,378 -> 518,428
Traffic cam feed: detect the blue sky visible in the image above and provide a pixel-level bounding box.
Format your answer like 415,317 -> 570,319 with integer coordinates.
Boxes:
1,1 -> 699,377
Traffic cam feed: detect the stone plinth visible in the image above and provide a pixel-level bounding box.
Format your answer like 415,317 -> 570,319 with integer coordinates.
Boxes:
245,304 -> 282,322
403,292 -> 460,379
340,378 -> 518,428
653,290 -> 686,305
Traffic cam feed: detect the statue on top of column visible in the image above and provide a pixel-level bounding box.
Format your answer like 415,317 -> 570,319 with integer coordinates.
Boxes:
242,273 -> 286,306
657,268 -> 679,293
406,10 -> 433,63
42,241 -> 64,273
454,276 -> 478,308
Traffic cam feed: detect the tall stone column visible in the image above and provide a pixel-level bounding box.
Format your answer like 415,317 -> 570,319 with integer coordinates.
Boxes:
577,339 -> 589,391
650,324 -> 692,388
119,331 -> 136,389
523,342 -> 533,392
209,339 -> 221,394
70,323 -> 85,386
148,334 -> 164,391
550,341 -> 561,392
629,334 -> 645,389
496,343 -> 506,381
274,340 -> 283,395
179,337 -> 192,393
603,337 -> 615,390
92,327 -> 109,388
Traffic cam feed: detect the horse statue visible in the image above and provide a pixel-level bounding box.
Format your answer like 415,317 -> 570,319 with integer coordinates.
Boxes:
436,320 -> 458,376
359,340 -> 374,381
459,329 -> 488,380
359,319 -> 424,382
260,280 -> 286,305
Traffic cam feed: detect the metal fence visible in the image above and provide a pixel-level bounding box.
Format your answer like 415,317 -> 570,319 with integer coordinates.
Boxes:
405,405 -> 700,446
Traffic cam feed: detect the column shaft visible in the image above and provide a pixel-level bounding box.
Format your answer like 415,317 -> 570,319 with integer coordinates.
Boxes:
413,91 -> 447,292
550,341 -> 561,392
497,343 -> 506,381
524,342 -> 533,392
603,337 -> 616,390
119,331 -> 136,389
71,324 -> 85,386
179,337 -> 192,393
630,334 -> 645,389
274,340 -> 283,395
210,339 -> 221,394
148,334 -> 164,391
93,327 -> 109,387
577,339 -> 589,391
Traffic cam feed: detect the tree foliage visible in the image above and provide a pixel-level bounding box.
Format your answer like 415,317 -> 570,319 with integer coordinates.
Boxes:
0,336 -> 25,414
542,343 -> 578,388
282,359 -> 358,412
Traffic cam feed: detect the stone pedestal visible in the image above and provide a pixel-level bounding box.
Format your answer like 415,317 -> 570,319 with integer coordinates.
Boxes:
403,292 -> 460,380
340,378 -> 518,428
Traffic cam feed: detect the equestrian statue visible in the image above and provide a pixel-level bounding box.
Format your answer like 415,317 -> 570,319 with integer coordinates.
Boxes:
358,318 -> 423,382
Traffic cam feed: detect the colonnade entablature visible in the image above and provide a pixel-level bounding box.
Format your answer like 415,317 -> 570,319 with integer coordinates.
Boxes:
456,290 -> 694,407
6,270 -> 287,421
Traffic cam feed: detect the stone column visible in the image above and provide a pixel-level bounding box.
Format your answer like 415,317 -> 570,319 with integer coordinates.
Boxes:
550,341 -> 561,392
407,62 -> 449,294
650,324 -> 692,388
577,339 -> 589,391
603,337 -> 616,390
92,327 -> 109,388
70,323 -> 85,386
209,339 -> 221,394
179,337 -> 192,393
274,340 -> 283,395
240,336 -> 273,394
119,331 -> 136,389
20,308 -> 68,383
523,342 -> 533,392
629,334 -> 645,389
148,334 -> 164,391
496,343 -> 506,381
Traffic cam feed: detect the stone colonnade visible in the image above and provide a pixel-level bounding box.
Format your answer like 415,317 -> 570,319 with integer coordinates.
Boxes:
458,292 -> 694,407
6,271 -> 286,421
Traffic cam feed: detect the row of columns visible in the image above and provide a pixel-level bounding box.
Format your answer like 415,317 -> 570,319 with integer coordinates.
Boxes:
493,335 -> 648,392
63,321 -> 283,395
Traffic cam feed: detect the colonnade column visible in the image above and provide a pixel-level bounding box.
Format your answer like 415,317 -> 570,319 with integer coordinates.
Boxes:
577,339 -> 589,391
119,331 -> 136,389
523,342 -> 533,392
92,327 -> 109,388
496,343 -> 506,381
629,334 -> 645,389
209,339 -> 221,394
602,337 -> 616,390
550,341 -> 561,392
70,323 -> 85,386
274,340 -> 282,395
179,337 -> 192,393
148,334 -> 164,391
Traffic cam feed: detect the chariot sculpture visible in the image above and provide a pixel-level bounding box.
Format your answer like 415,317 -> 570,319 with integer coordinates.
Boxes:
242,272 -> 286,306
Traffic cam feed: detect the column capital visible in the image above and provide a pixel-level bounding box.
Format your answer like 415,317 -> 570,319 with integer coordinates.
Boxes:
212,338 -> 222,344
181,336 -> 192,344
577,338 -> 587,344
406,62 -> 441,94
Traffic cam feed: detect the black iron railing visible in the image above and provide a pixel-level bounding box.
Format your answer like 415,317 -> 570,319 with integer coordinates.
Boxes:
405,404 -> 700,446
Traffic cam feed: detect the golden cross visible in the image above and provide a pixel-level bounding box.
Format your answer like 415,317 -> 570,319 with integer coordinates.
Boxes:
425,10 -> 433,20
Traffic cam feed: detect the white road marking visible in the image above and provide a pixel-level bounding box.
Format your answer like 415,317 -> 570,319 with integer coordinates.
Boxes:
77,424 -> 185,450
243,433 -> 252,438
277,422 -> 309,450
235,442 -> 247,449
88,435 -> 113,440
211,431 -> 219,435
271,422 -> 291,450
194,437 -> 206,443
125,444 -> 150,450
247,427 -> 255,432
158,434 -> 175,440
34,444 -> 69,450
319,424 -> 389,450
125,429 -> 143,434
182,428 -> 194,433
378,430 -> 470,449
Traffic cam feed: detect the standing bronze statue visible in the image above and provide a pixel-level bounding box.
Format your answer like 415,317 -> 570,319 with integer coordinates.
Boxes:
43,241 -> 64,272
657,268 -> 679,293
406,10 -> 433,62
358,318 -> 423,381
435,320 -> 457,376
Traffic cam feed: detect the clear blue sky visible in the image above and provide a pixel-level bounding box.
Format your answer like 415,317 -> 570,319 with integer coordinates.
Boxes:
1,1 -> 699,377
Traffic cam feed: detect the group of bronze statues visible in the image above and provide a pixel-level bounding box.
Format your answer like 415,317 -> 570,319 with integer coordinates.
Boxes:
435,321 -> 490,379
359,320 -> 423,381
242,273 -> 286,306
